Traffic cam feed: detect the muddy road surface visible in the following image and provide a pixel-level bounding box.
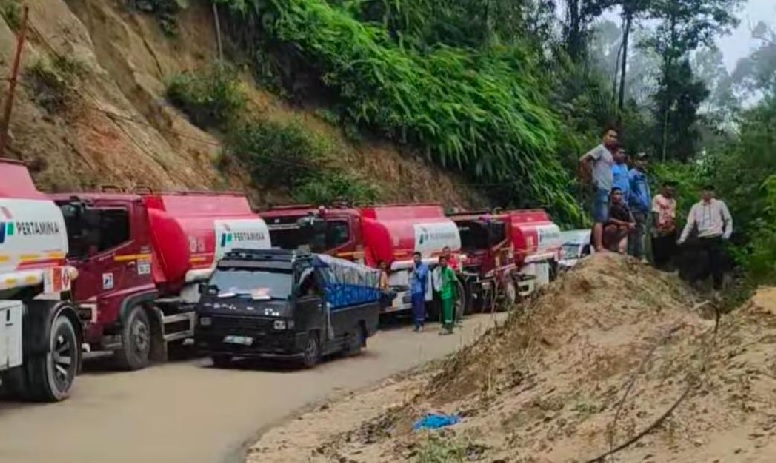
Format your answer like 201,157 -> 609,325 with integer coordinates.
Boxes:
0,314 -> 502,463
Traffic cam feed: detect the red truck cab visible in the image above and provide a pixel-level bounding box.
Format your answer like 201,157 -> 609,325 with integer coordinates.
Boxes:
51,190 -> 271,370
260,203 -> 364,261
450,209 -> 562,309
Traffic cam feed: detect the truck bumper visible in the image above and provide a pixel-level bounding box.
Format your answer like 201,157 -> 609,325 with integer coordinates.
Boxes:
194,327 -> 306,358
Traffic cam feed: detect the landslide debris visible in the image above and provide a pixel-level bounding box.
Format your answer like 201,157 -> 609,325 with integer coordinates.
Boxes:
251,254 -> 776,463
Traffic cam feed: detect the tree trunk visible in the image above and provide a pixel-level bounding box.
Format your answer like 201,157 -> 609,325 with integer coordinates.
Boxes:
618,13 -> 632,112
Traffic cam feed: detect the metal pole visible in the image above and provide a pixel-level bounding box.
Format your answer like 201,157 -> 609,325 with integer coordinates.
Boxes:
0,5 -> 29,157
212,2 -> 223,63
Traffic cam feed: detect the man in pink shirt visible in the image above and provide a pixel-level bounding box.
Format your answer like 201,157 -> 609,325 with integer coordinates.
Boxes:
651,180 -> 678,269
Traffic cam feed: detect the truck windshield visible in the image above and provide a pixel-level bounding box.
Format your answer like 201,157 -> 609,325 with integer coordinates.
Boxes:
457,220 -> 489,251
209,268 -> 293,300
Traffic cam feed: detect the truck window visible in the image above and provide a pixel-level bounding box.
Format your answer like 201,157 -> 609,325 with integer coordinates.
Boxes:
457,221 -> 489,251
60,206 -> 130,258
325,220 -> 350,248
209,268 -> 293,300
96,209 -> 130,252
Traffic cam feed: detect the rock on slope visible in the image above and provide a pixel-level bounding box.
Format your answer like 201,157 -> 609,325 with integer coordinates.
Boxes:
249,253 -> 776,463
0,0 -> 483,206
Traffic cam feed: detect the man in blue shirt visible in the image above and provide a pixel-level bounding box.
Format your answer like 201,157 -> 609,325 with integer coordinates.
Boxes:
410,252 -> 429,332
627,152 -> 651,261
612,147 -> 630,201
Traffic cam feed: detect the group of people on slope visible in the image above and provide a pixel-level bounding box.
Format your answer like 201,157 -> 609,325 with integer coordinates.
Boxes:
579,125 -> 734,297
378,247 -> 460,335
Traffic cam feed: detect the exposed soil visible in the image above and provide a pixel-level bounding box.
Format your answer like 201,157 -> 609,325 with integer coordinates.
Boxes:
249,254 -> 776,462
0,0 -> 485,207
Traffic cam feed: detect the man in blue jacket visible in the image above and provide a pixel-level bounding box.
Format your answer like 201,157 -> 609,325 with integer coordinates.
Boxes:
410,252 -> 429,332
628,152 -> 651,261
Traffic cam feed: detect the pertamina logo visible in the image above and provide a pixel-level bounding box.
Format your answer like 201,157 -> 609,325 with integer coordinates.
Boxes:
416,225 -> 457,246
417,226 -> 430,246
221,229 -> 267,248
0,207 -> 14,245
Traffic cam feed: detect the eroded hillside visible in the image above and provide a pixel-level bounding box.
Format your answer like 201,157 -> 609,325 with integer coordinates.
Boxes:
0,0 -> 485,206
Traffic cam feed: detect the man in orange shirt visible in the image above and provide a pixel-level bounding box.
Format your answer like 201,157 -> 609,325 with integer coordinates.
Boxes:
651,180 -> 678,269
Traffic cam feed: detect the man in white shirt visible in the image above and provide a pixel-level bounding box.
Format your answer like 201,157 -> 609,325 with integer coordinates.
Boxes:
678,184 -> 733,295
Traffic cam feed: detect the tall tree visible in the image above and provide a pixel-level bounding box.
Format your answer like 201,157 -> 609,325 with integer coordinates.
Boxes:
640,0 -> 742,160
562,0 -> 617,62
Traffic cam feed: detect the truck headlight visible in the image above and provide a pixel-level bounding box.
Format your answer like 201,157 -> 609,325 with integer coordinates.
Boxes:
199,317 -> 211,327
273,320 -> 286,330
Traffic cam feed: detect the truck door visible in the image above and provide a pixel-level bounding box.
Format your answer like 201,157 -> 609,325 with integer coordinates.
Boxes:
69,203 -> 148,326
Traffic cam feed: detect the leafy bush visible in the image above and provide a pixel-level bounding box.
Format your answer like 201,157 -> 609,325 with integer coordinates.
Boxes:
225,117 -> 331,190
744,175 -> 776,282
0,0 -> 20,30
25,56 -> 85,114
130,0 -> 186,36
214,0 -> 583,225
166,65 -> 246,130
293,172 -> 378,205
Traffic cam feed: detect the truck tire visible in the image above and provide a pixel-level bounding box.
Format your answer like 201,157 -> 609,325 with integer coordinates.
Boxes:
504,278 -> 518,306
456,280 -> 469,317
345,323 -> 365,356
21,313 -> 80,402
211,355 -> 232,368
301,331 -> 321,368
114,306 -> 152,371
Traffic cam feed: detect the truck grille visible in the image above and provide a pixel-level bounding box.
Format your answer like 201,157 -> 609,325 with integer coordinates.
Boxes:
209,315 -> 273,335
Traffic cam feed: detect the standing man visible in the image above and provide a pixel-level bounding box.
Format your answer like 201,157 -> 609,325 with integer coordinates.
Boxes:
435,255 -> 457,335
677,185 -> 733,298
612,148 -> 630,201
410,252 -> 429,332
628,153 -> 651,261
651,181 -> 678,270
579,126 -> 617,252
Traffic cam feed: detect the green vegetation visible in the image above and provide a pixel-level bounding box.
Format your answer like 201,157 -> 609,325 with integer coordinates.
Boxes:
0,0 -> 21,30
166,65 -> 245,131
166,66 -> 378,204
130,0 -> 187,36
26,55 -> 86,114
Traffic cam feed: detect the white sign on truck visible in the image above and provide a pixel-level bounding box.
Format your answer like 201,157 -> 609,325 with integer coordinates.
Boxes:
0,199 -> 68,277
214,219 -> 272,262
535,223 -> 562,253
412,221 -> 461,256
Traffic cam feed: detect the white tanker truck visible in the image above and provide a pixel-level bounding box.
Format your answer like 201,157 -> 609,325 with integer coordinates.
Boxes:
0,158 -> 82,402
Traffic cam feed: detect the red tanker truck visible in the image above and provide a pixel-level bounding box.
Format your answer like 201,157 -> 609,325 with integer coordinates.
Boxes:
451,209 -> 562,310
0,158 -> 83,402
260,203 -> 466,315
49,190 -> 271,370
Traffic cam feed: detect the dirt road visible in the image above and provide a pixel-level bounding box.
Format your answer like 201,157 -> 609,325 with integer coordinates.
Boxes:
0,314 -> 502,463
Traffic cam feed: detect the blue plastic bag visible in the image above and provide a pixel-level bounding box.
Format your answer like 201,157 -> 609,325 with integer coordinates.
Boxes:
412,413 -> 460,431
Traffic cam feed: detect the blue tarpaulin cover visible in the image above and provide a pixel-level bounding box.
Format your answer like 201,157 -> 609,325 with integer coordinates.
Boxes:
412,413 -> 460,431
313,254 -> 381,310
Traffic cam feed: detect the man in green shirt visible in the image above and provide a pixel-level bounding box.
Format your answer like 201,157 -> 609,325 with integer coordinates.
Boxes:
436,255 -> 457,335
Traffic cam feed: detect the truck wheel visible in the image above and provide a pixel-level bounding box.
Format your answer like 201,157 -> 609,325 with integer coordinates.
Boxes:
26,313 -> 80,402
211,355 -> 232,368
115,306 -> 151,371
505,278 -> 518,306
302,331 -> 321,368
456,280 -> 469,317
346,323 -> 365,356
